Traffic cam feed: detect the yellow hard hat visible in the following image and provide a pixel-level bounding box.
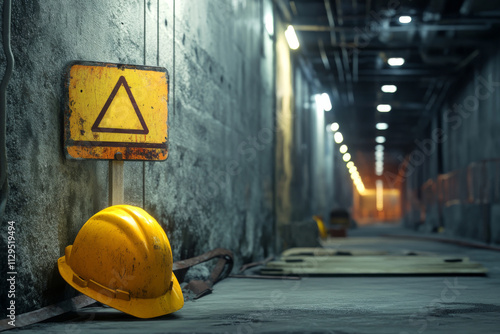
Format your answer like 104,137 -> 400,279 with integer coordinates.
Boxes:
58,205 -> 184,318
312,215 -> 328,240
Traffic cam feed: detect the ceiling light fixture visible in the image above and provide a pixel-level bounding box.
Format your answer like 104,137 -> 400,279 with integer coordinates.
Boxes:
265,13 -> 274,36
376,136 -> 386,144
334,132 -> 344,144
377,104 -> 392,112
381,85 -> 397,93
388,57 -> 405,66
330,122 -> 339,132
285,25 -> 300,50
346,161 -> 354,169
375,145 -> 384,151
343,153 -> 351,162
376,123 -> 389,130
320,93 -> 332,112
340,145 -> 348,154
315,93 -> 332,112
355,177 -> 366,194
399,16 -> 412,24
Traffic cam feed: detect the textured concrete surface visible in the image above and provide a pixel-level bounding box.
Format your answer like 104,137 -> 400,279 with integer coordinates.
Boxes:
9,226 -> 500,334
273,19 -> 344,253
490,204 -> 500,245
280,218 -> 321,250
274,18 -> 294,244
423,204 -> 440,233
0,0 -> 280,316
402,46 -> 500,245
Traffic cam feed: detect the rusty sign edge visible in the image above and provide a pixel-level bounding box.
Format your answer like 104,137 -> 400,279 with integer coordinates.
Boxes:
63,60 -> 169,161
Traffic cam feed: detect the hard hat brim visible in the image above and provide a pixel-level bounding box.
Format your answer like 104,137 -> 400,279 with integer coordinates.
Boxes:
58,255 -> 184,319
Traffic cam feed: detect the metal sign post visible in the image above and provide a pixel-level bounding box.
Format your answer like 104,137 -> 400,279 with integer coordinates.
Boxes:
109,153 -> 124,206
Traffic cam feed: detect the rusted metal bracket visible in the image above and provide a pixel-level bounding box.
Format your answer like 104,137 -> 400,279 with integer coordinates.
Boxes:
173,248 -> 234,299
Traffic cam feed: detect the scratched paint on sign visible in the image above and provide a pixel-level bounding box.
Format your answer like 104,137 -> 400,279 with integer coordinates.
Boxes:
64,62 -> 169,160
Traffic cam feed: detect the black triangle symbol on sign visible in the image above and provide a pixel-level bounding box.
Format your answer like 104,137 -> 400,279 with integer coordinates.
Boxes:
91,76 -> 149,134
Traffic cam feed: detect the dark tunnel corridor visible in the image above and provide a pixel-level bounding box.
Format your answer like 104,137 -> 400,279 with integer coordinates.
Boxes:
1,0 -> 500,333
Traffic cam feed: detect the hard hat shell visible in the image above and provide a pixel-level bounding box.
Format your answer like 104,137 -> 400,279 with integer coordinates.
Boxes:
312,215 -> 328,240
58,205 -> 184,318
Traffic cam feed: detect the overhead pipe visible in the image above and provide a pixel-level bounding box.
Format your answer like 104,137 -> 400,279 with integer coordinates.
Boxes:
333,0 -> 356,105
302,36 -> 488,51
318,39 -> 331,71
422,79 -> 438,104
318,38 -> 342,103
324,0 -> 348,105
454,49 -> 480,71
358,68 -> 451,76
352,37 -> 359,82
293,23 -> 492,32
419,50 -> 463,65
341,47 -> 355,104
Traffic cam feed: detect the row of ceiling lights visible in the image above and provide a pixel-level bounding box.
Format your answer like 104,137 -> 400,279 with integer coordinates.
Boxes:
283,14 -> 413,50
329,122 -> 366,194
375,42 -> 407,176
377,16 -> 410,201
314,87 -> 364,192
288,15 -> 413,191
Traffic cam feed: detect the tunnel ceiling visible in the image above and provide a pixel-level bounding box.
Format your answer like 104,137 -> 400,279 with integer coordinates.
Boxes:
276,0 -> 500,187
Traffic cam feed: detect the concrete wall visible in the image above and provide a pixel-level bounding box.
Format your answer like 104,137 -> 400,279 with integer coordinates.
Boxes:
401,46 -> 500,244
274,18 -> 294,240
274,18 -> 336,251
0,0 -> 276,315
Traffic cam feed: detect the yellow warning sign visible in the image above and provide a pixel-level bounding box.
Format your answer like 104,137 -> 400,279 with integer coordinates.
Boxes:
64,61 -> 168,160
